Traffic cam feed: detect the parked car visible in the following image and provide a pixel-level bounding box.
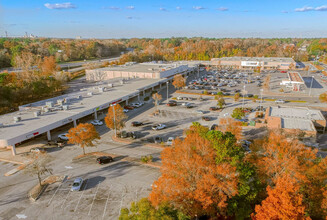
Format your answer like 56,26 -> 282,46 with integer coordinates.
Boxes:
210,124 -> 218,130
58,133 -> 69,141
280,71 -> 287,73
123,109 -> 129,113
166,137 -> 174,146
167,102 -> 177,107
71,178 -> 84,191
152,124 -> 166,130
124,105 -> 134,110
209,107 -> 219,111
275,99 -> 285,104
132,121 -> 143,127
30,147 -> 46,154
97,156 -> 113,164
246,94 -> 254,98
195,110 -> 205,114
91,120 -> 103,126
177,96 -> 184,100
202,116 -> 210,121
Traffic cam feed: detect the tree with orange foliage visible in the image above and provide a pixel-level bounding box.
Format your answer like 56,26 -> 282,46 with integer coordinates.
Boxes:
104,104 -> 127,136
67,123 -> 100,155
38,56 -> 60,77
218,118 -> 243,140
172,74 -> 185,90
319,92 -> 327,103
152,93 -> 162,111
252,174 -> 310,220
149,131 -> 239,217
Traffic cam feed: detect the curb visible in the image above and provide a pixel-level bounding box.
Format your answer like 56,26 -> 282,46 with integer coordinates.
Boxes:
111,135 -> 165,149
0,158 -> 25,165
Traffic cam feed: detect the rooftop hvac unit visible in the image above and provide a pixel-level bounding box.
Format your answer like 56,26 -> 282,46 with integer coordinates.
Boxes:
46,101 -> 54,108
87,92 -> 93,96
62,105 -> 70,110
0,123 -> 3,128
120,80 -> 124,85
98,87 -> 104,93
34,111 -> 41,117
43,108 -> 49,113
76,95 -> 82,100
108,83 -> 113,88
57,99 -> 64,105
14,116 -> 21,123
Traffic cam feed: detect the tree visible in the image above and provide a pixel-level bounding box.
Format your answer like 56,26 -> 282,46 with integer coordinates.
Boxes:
119,198 -> 189,220
215,92 -> 224,99
38,56 -> 60,77
24,153 -> 53,186
217,97 -> 225,109
263,74 -> 271,90
319,92 -> 327,103
252,174 -> 310,220
234,93 -> 240,102
149,129 -> 239,218
67,123 -> 100,155
232,108 -> 245,119
218,118 -> 243,140
172,74 -> 185,90
252,95 -> 258,103
152,93 -> 162,111
105,104 -> 128,136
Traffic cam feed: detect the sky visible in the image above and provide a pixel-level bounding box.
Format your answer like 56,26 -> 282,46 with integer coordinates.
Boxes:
1,0 -> 327,38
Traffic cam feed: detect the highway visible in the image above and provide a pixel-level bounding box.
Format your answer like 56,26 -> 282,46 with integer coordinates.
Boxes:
0,56 -> 121,73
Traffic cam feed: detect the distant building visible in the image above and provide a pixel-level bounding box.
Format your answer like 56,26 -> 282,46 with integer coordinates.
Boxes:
265,106 -> 326,138
86,62 -> 192,81
211,56 -> 296,70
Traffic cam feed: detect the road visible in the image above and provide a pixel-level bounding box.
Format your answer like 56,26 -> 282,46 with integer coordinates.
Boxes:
0,56 -> 121,73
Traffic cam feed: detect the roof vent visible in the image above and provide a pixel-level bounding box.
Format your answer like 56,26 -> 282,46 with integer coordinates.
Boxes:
62,105 -> 70,110
46,101 -> 54,108
34,111 -> 41,117
14,116 -> 21,123
87,92 -> 93,96
98,87 -> 104,93
57,99 -> 64,105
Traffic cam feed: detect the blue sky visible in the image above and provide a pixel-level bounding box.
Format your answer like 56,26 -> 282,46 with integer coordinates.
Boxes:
1,0 -> 327,38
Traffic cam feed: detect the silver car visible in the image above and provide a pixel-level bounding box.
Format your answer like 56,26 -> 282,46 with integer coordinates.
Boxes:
71,178 -> 84,191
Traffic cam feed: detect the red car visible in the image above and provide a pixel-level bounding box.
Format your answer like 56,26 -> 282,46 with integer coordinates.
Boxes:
166,102 -> 177,107
124,105 -> 134,110
280,71 -> 287,73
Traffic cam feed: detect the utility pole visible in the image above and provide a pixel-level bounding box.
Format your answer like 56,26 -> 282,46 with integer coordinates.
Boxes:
166,81 -> 169,102
242,85 -> 246,110
260,89 -> 263,110
5,31 -> 8,38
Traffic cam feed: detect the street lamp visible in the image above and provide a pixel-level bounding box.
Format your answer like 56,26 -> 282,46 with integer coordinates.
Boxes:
309,76 -> 314,97
166,81 -> 169,102
110,103 -> 117,137
242,85 -> 246,110
260,89 -> 263,110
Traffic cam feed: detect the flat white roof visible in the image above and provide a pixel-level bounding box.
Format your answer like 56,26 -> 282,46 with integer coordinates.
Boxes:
0,78 -> 164,146
212,56 -> 295,63
281,118 -> 315,131
269,106 -> 325,121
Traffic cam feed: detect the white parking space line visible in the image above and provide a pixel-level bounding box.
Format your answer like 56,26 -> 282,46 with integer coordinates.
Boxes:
118,192 -> 125,216
47,182 -> 63,206
88,181 -> 101,216
74,179 -> 88,212
102,185 -> 112,220
60,189 -> 71,209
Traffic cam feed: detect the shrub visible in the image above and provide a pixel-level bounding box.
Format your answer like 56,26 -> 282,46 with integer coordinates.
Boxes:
232,108 -> 245,119
203,90 -> 208,95
144,97 -> 150,101
141,155 -> 153,163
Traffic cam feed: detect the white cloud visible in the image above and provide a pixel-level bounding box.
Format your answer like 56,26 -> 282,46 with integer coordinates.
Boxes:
281,10 -> 288,13
44,2 -> 76,10
315,5 -> 327,11
217,7 -> 228,11
160,7 -> 167,11
126,6 -> 135,10
193,6 -> 205,10
176,6 -> 182,10
107,6 -> 120,10
295,6 -> 314,12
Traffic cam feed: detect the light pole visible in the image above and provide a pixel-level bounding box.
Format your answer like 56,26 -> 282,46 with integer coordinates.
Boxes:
166,81 -> 169,102
309,76 -> 314,97
110,104 -> 117,137
242,85 -> 246,110
260,89 -> 263,111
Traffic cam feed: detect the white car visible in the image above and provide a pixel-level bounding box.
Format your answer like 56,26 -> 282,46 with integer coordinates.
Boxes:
152,124 -> 166,130
58,133 -> 69,141
91,120 -> 103,126
131,102 -> 143,108
177,96 -> 183,100
195,110 -> 205,114
275,99 -> 285,104
123,109 -> 129,113
166,137 -> 174,145
71,178 -> 84,191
